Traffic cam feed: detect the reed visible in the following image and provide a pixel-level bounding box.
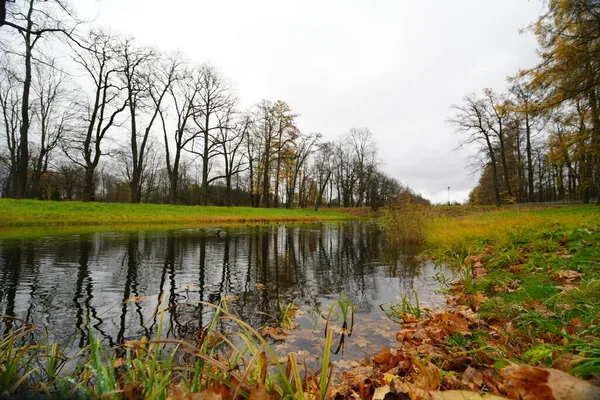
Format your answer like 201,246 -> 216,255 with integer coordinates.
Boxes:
378,200 -> 432,244
0,294 -> 339,399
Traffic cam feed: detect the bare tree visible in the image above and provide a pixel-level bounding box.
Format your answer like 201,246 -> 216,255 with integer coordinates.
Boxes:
2,0 -> 78,197
485,89 -> 514,199
118,39 -> 181,203
256,100 -> 277,207
0,57 -> 21,197
30,58 -> 73,198
160,64 -> 202,204
216,109 -> 249,206
313,141 -> 334,211
66,30 -> 127,202
450,93 -> 501,206
190,65 -> 236,205
349,127 -> 377,207
272,100 -> 298,208
285,132 -> 320,209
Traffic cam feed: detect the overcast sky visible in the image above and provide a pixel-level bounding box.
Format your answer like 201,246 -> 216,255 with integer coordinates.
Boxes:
78,0 -> 545,203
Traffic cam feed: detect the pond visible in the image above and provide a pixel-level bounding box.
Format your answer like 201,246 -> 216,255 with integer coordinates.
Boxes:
0,222 -> 448,368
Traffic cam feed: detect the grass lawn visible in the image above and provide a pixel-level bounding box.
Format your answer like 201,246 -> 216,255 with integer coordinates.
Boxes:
0,199 -> 351,227
419,205 -> 600,384
426,204 -> 600,253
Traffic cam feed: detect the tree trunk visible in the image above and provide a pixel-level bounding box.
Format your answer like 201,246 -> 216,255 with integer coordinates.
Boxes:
497,131 -> 513,198
486,139 -> 501,207
262,146 -> 271,208
15,7 -> 34,199
525,113 -> 535,202
82,167 -> 95,202
131,170 -> 141,203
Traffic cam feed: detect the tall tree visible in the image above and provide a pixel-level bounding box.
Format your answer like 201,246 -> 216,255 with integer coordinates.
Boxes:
272,100 -> 298,208
216,109 -> 249,206
67,30 -> 127,202
485,89 -> 514,199
160,64 -> 202,204
30,59 -> 73,199
0,57 -> 21,198
1,0 -> 77,198
450,93 -> 502,206
528,0 -> 600,203
285,132 -> 320,209
118,40 -> 180,203
190,65 -> 236,205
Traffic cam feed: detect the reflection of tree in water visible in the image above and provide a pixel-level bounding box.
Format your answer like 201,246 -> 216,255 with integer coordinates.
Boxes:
0,223 -> 430,352
0,242 -> 23,333
73,235 -> 112,347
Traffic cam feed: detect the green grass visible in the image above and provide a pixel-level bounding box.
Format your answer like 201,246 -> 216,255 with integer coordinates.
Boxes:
421,205 -> 600,378
425,205 -> 600,255
0,199 -> 351,227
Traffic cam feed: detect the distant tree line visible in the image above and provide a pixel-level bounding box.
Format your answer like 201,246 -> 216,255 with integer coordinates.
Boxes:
0,0 -> 424,209
451,0 -> 600,205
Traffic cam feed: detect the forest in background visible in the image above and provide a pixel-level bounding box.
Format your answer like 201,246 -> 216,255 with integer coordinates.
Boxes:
0,1 -> 430,209
452,0 -> 600,205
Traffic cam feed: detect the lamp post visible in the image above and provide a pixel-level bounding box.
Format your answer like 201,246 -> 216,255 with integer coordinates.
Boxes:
447,186 -> 450,206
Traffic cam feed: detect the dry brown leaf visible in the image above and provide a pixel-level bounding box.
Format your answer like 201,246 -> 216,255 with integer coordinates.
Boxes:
182,283 -> 200,290
552,353 -> 587,373
502,363 -> 600,400
355,336 -> 370,348
124,295 -> 152,303
333,359 -> 361,369
260,326 -> 288,340
472,263 -> 488,279
559,283 -> 580,294
167,387 -> 222,400
430,391 -> 507,400
554,270 -> 584,282
255,283 -> 266,290
508,265 -> 522,273
471,291 -> 488,311
524,300 -> 556,318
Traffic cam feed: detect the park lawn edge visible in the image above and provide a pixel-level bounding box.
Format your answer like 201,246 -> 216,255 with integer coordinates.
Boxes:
0,198 -> 354,227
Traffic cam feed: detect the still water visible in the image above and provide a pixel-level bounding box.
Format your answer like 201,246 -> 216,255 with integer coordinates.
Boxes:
0,222 -> 446,364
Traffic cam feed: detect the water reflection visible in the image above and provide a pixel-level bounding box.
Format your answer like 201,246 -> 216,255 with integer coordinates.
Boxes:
0,223 -> 445,358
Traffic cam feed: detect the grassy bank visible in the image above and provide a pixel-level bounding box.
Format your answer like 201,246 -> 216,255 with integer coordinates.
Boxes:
426,205 -> 600,254
0,199 -> 351,227
348,204 -> 600,398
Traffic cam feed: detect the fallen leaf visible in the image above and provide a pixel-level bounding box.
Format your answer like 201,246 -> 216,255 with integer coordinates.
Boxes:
508,265 -> 522,273
372,384 -> 391,400
355,336 -> 370,348
559,283 -> 579,294
224,295 -> 238,302
113,358 -> 127,368
554,270 -> 584,282
182,283 -> 200,290
333,359 -> 360,369
524,300 -> 556,318
124,295 -> 152,303
260,326 -> 288,341
502,363 -> 600,400
255,283 -> 266,290
470,291 -> 488,311
430,391 -> 507,400
556,253 -> 573,259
